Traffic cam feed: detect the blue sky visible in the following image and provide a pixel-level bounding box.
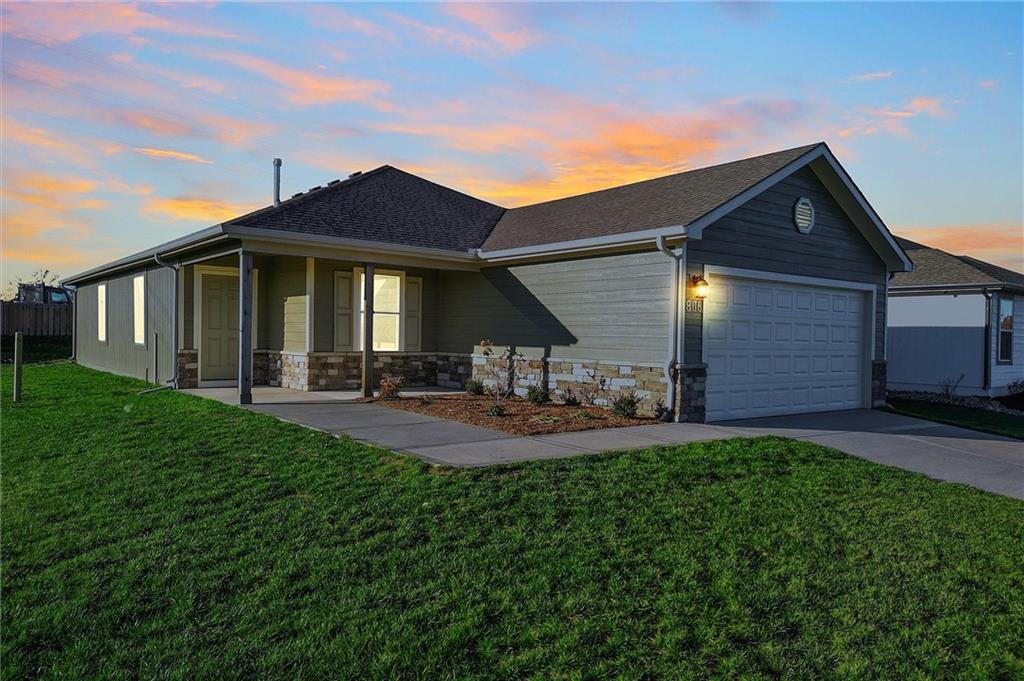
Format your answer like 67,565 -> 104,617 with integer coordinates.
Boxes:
2,1 -> 1021,291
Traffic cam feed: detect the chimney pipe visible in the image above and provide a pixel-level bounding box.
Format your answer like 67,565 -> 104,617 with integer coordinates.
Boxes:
273,158 -> 282,207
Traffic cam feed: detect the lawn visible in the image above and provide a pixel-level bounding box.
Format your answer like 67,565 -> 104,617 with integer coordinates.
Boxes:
3,364 -> 1023,679
889,397 -> 1024,440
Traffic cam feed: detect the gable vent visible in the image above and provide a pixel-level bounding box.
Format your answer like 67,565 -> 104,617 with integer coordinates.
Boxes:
794,197 -> 814,234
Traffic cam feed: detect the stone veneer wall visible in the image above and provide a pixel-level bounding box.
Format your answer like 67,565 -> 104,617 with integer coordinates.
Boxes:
176,349 -> 198,389
472,352 -> 670,417
678,363 -> 707,423
872,360 -> 887,406
261,351 -> 473,391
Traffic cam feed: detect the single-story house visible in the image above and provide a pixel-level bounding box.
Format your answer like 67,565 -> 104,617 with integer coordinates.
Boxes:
887,238 -> 1023,396
63,142 -> 912,422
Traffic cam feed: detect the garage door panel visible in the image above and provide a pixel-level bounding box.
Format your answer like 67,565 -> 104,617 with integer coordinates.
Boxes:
705,275 -> 868,421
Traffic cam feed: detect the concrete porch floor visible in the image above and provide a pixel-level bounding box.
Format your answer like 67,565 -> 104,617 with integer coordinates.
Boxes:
181,385 -> 461,405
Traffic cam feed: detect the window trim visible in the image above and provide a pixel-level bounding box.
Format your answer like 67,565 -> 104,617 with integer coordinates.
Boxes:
97,282 -> 107,344
354,266 -> 409,350
133,273 -> 147,347
996,294 -> 1014,365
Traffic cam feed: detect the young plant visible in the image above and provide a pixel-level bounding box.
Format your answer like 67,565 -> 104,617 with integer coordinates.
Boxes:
479,340 -> 524,410
486,402 -> 506,417
526,385 -> 550,406
939,373 -> 965,400
464,378 -> 486,396
559,388 -> 582,407
610,390 -> 641,418
377,375 -> 403,399
579,369 -> 607,406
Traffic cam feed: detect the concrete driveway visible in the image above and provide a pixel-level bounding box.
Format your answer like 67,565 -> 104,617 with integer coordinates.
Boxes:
185,385 -> 1022,500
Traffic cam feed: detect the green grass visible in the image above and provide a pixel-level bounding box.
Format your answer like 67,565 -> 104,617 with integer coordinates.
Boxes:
3,364 -> 1023,679
0,335 -> 71,364
889,397 -> 1024,440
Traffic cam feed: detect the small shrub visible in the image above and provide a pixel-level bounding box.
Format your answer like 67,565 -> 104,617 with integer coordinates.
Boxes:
526,385 -> 550,405
1007,379 -> 1024,396
939,373 -> 965,400
530,415 -> 559,425
610,390 -> 641,418
486,402 -> 506,417
378,375 -> 403,399
560,388 -> 581,407
571,410 -> 598,421
464,378 -> 485,395
419,395 -> 435,406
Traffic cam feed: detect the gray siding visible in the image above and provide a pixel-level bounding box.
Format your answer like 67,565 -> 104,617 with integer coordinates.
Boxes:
684,166 -> 888,364
75,265 -> 175,383
990,293 -> 1024,392
264,256 -> 307,352
437,250 -> 672,364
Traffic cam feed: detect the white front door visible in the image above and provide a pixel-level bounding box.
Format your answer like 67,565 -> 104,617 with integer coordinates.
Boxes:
704,275 -> 869,421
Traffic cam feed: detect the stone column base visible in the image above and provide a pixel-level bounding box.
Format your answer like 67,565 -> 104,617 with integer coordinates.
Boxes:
678,363 -> 707,423
176,349 -> 198,388
872,359 -> 887,407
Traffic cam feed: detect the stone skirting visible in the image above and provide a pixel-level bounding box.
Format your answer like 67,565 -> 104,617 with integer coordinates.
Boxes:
471,352 -> 670,417
176,349 -> 198,389
260,351 -> 473,391
678,363 -> 707,423
872,359 -> 887,407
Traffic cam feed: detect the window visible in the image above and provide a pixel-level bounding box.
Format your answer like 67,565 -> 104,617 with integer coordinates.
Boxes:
997,295 -> 1014,363
97,284 -> 107,342
133,275 -> 146,345
358,272 -> 401,351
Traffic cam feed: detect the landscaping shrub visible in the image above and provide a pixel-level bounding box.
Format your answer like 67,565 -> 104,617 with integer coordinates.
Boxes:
486,402 -> 506,417
610,390 -> 641,418
526,385 -> 550,405
1007,379 -> 1024,396
560,388 -> 581,407
464,378 -> 485,395
377,375 -> 403,399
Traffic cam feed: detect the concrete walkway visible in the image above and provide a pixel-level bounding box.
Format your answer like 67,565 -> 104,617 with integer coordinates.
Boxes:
183,387 -> 1023,500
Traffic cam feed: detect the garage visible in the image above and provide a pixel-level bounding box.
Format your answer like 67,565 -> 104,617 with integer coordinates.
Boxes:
702,270 -> 874,421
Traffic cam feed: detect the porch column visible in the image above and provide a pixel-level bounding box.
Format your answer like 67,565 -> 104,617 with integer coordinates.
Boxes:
238,251 -> 253,405
362,262 -> 374,397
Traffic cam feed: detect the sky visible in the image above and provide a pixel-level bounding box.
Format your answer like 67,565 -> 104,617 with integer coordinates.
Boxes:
2,1 -> 1022,292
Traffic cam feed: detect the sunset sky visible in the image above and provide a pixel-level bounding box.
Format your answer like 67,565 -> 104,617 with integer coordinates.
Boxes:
2,1 -> 1022,290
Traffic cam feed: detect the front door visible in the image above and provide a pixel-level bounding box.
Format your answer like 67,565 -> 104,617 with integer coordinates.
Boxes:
201,274 -> 239,381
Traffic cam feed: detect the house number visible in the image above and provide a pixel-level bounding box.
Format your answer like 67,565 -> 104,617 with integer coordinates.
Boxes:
685,300 -> 703,313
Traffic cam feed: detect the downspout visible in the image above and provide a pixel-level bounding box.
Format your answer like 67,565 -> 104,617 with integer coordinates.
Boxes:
982,290 -> 992,392
140,253 -> 179,394
656,234 -> 685,421
66,284 -> 77,361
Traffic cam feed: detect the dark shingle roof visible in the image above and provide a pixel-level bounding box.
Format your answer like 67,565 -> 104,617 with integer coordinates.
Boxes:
892,237 -> 1024,289
227,165 -> 504,252
481,143 -> 822,251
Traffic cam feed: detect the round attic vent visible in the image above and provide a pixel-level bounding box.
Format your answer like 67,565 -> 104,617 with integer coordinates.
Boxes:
794,197 -> 815,234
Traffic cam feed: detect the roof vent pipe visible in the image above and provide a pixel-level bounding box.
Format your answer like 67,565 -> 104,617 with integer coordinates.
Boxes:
273,158 -> 282,207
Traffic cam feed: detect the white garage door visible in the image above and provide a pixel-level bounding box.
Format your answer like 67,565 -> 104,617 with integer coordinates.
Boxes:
704,275 -> 869,421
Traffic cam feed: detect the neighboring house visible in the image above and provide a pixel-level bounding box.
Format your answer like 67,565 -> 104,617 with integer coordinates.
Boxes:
888,238 -> 1024,396
12,283 -> 72,304
63,142 -> 912,422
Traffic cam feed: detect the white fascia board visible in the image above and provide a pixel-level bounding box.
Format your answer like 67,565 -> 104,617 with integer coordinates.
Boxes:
477,224 -> 694,262
223,225 -> 481,263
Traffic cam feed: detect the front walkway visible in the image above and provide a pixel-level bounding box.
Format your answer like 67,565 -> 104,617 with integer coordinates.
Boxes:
183,387 -> 1024,500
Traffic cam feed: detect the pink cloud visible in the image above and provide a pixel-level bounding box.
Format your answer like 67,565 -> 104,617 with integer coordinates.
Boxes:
896,224 -> 1024,272
978,79 -> 997,89
850,70 -> 894,82
442,4 -> 542,52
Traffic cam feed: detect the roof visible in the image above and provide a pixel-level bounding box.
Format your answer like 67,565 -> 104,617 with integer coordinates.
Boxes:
66,141 -> 911,284
892,237 -> 1024,290
481,143 -> 821,252
227,165 -> 504,253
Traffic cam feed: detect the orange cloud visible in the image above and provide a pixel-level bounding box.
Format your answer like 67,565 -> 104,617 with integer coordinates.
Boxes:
442,4 -> 542,52
2,2 -> 235,45
896,224 -> 1024,271
143,196 -> 259,222
134,147 -> 211,164
906,97 -> 945,116
201,50 -> 390,108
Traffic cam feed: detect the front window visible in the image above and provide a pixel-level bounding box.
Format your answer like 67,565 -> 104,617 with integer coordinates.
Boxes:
997,295 -> 1014,363
97,284 -> 107,342
133,275 -> 146,345
358,272 -> 401,351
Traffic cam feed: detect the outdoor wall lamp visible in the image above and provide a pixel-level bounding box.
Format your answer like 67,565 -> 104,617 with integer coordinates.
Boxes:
691,275 -> 709,300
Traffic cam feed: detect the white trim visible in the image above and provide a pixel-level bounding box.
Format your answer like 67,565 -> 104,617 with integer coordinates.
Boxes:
305,256 -> 314,353
193,264 -> 258,386
478,225 -> 694,261
701,265 -> 878,412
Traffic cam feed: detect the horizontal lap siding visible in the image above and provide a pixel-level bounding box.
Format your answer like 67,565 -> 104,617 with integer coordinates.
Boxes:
684,166 -> 888,365
990,294 -> 1024,390
75,265 -> 175,383
438,251 -> 671,364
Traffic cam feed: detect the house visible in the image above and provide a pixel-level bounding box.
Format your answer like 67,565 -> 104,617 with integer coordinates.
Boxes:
12,282 -> 72,304
887,238 -> 1023,396
63,142 -> 912,422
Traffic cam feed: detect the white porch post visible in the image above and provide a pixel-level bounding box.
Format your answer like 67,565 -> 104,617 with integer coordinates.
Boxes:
238,251 -> 253,405
362,262 -> 374,397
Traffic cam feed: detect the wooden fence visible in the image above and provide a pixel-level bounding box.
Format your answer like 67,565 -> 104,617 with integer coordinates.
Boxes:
1,302 -> 73,336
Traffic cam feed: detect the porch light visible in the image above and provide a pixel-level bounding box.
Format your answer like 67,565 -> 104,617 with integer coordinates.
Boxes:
691,275 -> 709,300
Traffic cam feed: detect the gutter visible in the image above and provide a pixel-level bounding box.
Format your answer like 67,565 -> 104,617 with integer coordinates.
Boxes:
478,224 -> 698,262
656,233 -> 688,422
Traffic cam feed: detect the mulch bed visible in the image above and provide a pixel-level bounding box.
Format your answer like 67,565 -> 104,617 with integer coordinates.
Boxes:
365,393 -> 656,436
